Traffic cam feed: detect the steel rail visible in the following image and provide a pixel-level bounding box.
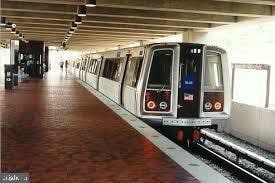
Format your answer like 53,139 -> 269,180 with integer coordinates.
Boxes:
200,129 -> 275,174
195,142 -> 268,183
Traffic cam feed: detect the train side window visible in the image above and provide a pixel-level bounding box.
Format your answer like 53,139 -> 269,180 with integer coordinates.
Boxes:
92,60 -> 98,74
111,58 -> 124,82
204,52 -> 224,91
95,59 -> 101,75
102,58 -> 124,81
102,59 -> 112,78
82,60 -> 85,70
84,60 -> 86,70
125,57 -> 143,87
90,60 -> 94,73
147,49 -> 173,89
95,60 -> 100,74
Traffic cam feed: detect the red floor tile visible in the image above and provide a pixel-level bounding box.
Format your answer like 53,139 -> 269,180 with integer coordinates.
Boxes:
0,72 -> 199,183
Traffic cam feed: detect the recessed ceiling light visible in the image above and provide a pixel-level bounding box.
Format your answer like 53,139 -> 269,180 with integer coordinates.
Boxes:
6,22 -> 16,28
0,17 -> 6,26
77,5 -> 87,17
86,0 -> 96,7
71,22 -> 77,29
74,15 -> 82,24
69,28 -> 75,34
11,28 -> 16,33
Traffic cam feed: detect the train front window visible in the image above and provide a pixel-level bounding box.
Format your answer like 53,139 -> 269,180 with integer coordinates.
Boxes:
147,49 -> 173,89
204,52 -> 224,90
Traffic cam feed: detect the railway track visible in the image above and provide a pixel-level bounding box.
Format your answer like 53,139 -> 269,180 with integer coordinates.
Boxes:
191,129 -> 275,183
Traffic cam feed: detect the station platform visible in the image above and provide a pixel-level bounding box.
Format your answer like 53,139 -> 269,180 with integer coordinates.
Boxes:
0,72 -> 199,183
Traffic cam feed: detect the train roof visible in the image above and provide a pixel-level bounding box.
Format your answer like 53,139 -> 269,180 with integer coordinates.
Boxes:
81,42 -> 225,59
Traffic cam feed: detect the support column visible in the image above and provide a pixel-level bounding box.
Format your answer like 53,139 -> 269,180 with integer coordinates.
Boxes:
182,30 -> 208,43
10,40 -> 19,67
139,40 -> 144,46
182,29 -> 194,43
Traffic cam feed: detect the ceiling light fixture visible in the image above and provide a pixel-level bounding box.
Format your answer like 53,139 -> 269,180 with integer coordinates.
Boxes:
71,22 -> 77,29
69,28 -> 75,34
5,25 -> 11,30
86,0 -> 96,7
77,5 -> 87,17
11,28 -> 16,33
6,22 -> 16,28
74,15 -> 82,24
0,17 -> 6,26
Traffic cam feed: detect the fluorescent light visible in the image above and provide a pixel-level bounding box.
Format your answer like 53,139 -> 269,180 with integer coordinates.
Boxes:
6,22 -> 16,28
5,25 -> 11,30
1,17 -> 6,26
69,28 -> 74,34
86,0 -> 96,7
77,5 -> 86,17
11,28 -> 16,33
71,22 -> 77,29
74,15 -> 82,24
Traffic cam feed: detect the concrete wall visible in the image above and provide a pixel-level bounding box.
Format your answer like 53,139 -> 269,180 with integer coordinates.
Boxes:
190,21 -> 275,152
226,102 -> 275,152
206,20 -> 275,109
0,48 -> 11,81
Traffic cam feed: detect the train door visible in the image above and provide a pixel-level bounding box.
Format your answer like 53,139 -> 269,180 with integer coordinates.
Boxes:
78,60 -> 82,78
177,45 -> 204,118
121,55 -> 143,113
96,56 -> 103,90
120,54 -> 131,106
84,58 -> 91,82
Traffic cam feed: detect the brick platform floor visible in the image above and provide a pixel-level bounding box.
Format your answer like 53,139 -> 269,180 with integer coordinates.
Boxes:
0,72 -> 199,183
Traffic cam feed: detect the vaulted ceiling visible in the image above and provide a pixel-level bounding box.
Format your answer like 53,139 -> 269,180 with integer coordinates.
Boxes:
1,0 -> 275,51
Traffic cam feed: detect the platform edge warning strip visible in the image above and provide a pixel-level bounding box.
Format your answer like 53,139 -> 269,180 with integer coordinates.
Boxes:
78,80 -> 232,183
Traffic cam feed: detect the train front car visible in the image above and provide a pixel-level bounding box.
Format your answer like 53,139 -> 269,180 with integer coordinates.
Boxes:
137,43 -> 231,144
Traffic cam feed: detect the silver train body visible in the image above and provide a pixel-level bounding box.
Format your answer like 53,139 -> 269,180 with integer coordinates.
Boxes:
71,43 -> 231,132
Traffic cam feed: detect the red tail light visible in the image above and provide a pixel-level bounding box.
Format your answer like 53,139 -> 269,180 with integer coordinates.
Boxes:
145,90 -> 171,112
203,92 -> 224,112
147,101 -> 157,110
214,102 -> 222,110
177,129 -> 184,141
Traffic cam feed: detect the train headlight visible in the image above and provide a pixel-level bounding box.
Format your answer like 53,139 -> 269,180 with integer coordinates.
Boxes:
147,101 -> 157,110
204,102 -> 212,111
214,102 -> 222,110
159,101 -> 168,110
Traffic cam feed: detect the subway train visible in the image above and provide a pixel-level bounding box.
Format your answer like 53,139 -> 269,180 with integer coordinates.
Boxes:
70,43 -> 231,144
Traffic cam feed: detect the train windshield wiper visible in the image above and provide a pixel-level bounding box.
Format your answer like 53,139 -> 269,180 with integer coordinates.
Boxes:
157,84 -> 166,92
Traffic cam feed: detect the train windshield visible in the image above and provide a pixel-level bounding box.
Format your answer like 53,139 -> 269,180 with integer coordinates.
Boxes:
204,52 -> 224,91
147,49 -> 173,89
